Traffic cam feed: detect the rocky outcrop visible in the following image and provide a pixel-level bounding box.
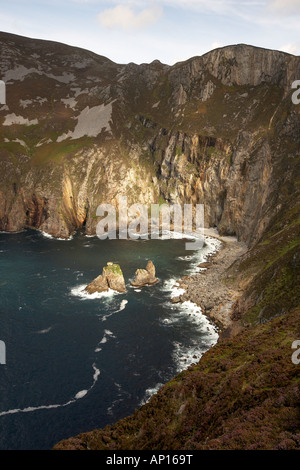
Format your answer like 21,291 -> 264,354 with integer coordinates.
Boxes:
85,262 -> 126,294
85,273 -> 109,294
103,262 -> 126,293
131,261 -> 158,287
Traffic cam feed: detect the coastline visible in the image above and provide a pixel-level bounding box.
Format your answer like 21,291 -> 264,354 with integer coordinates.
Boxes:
0,225 -> 247,339
174,228 -> 247,338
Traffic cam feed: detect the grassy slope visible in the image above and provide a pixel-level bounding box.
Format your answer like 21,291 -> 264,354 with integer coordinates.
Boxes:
54,307 -> 299,450
227,194 -> 300,327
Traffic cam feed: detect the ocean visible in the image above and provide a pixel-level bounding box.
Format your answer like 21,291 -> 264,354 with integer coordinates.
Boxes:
0,229 -> 220,449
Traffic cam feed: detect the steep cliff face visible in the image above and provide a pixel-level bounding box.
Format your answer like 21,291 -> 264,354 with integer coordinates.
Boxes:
1,33 -> 299,246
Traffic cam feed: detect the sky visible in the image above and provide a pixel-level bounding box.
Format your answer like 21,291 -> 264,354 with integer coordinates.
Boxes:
1,0 -> 300,65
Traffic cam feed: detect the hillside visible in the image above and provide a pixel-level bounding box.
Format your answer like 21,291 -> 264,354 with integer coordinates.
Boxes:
1,33 -> 299,246
0,32 -> 299,450
54,308 -> 300,450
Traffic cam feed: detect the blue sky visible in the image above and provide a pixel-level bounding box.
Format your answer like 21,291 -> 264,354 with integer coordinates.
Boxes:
1,0 -> 300,64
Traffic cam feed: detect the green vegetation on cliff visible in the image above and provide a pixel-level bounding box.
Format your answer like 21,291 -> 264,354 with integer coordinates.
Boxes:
54,307 -> 299,450
228,200 -> 300,326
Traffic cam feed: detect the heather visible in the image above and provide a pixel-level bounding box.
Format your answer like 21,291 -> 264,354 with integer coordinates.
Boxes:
54,307 -> 300,450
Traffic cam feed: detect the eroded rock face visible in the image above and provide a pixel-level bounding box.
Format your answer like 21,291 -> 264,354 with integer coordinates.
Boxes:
103,262 -> 126,293
0,33 -> 299,248
131,261 -> 158,287
85,262 -> 126,294
85,274 -> 109,294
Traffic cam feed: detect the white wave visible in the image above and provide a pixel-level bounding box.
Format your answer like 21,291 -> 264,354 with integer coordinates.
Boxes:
172,322 -> 218,372
184,236 -> 221,275
140,383 -> 164,405
0,363 -> 100,417
167,301 -> 218,373
161,271 -> 219,375
101,299 -> 128,322
162,278 -> 185,299
175,300 -> 204,319
40,230 -> 53,239
95,329 -> 116,352
172,342 -> 202,371
116,299 -> 128,312
70,284 -> 117,300
36,326 -> 53,334
39,230 -> 73,241
164,299 -> 218,333
75,390 -> 88,399
162,234 -> 221,304
93,365 -> 101,382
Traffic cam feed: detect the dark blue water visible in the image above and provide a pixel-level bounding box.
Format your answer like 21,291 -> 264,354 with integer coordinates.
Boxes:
0,229 -> 218,449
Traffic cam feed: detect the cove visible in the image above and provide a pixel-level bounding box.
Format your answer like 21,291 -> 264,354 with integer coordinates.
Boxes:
0,229 -> 219,449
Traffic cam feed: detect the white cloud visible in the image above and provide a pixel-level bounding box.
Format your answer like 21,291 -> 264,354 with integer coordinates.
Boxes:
267,0 -> 300,15
98,4 -> 163,30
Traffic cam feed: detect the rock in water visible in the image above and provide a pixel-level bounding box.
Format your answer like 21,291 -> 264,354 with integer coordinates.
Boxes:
131,261 -> 158,287
145,260 -> 156,279
85,262 -> 126,294
85,274 -> 109,294
103,262 -> 126,293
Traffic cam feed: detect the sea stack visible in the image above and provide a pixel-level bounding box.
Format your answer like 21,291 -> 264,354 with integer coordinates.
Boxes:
85,262 -> 126,294
131,261 -> 158,287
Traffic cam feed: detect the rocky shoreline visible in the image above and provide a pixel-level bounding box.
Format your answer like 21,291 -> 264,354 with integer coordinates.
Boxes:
173,229 -> 247,338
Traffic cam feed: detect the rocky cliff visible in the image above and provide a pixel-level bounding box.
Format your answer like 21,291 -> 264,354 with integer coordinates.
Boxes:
1,33 -> 299,450
85,262 -> 126,294
0,33 -> 299,247
131,260 -> 158,287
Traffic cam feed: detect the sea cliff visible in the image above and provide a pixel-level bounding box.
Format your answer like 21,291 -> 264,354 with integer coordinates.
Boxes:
0,33 -> 299,450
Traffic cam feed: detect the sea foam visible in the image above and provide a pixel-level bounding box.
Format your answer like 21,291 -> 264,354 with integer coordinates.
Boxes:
70,284 -> 117,300
0,363 -> 100,417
